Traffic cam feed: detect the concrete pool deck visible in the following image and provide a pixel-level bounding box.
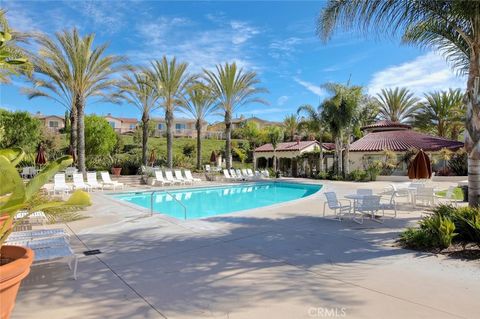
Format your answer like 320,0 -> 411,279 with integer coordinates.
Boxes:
13,179 -> 480,319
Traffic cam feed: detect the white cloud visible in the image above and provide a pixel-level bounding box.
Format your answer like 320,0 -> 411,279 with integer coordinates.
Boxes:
230,21 -> 260,45
240,108 -> 284,116
277,95 -> 289,106
368,51 -> 467,96
294,77 -> 325,97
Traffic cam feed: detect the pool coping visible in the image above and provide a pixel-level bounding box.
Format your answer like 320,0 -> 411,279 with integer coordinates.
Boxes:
104,180 -> 325,222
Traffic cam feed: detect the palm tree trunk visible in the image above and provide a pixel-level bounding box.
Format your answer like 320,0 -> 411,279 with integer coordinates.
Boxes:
465,47 -> 480,206
196,119 -> 202,170
141,114 -> 149,166
318,130 -> 324,173
344,134 -> 351,176
76,95 -> 86,174
335,136 -> 342,176
70,106 -> 77,161
273,150 -> 277,172
166,108 -> 174,168
225,110 -> 232,169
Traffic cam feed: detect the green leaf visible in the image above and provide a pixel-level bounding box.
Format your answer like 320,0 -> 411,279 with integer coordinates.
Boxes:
25,156 -> 73,200
0,148 -> 25,166
0,155 -> 26,214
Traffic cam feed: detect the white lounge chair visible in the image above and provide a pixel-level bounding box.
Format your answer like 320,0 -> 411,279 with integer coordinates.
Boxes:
223,169 -> 236,181
153,170 -> 172,186
323,192 -> 354,222
86,172 -> 103,190
8,228 -> 68,241
236,169 -> 247,180
65,167 -> 78,178
246,169 -> 255,177
53,173 -> 71,194
72,173 -> 91,192
184,170 -> 201,183
100,172 -> 124,190
21,167 -> 31,178
205,164 -> 211,172
261,170 -> 270,178
175,170 -> 192,184
165,170 -> 184,185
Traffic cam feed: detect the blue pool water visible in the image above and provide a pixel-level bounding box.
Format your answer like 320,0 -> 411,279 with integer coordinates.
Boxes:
112,182 -> 322,220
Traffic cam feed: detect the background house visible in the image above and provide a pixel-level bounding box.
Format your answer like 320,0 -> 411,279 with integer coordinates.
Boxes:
104,114 -> 138,134
33,112 -> 65,133
151,117 -> 208,138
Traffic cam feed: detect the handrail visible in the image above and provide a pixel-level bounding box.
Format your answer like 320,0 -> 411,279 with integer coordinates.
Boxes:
150,190 -> 188,220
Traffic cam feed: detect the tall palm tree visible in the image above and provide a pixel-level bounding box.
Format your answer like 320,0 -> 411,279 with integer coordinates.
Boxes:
375,87 -> 419,123
266,126 -> 284,173
297,104 -> 325,173
181,82 -> 217,169
26,29 -> 125,173
415,89 -> 464,139
283,114 -> 299,141
317,0 -> 480,205
116,70 -> 160,166
203,62 -> 267,169
147,56 -> 193,168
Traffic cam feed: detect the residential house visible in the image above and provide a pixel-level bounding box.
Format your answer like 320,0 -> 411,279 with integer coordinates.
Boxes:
151,117 -> 208,138
104,114 -> 138,134
33,112 -> 65,133
207,115 -> 283,139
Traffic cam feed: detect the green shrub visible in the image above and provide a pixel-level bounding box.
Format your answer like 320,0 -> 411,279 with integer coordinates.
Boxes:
420,215 -> 457,249
347,169 -> 369,182
431,205 -> 480,244
365,162 -> 382,181
448,150 -> 467,176
399,228 -> 436,249
182,143 -> 195,157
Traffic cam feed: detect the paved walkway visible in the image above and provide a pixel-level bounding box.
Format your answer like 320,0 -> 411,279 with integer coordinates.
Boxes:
13,180 -> 480,319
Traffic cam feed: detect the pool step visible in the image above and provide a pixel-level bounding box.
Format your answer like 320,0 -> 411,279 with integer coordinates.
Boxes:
111,175 -> 144,186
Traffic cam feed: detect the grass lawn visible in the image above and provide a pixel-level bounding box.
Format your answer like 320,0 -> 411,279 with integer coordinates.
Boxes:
436,187 -> 464,200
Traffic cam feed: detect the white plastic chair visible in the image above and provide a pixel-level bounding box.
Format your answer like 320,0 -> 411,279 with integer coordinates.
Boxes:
53,173 -> 71,194
357,189 -> 373,196
246,169 -> 255,177
380,192 -> 397,218
154,170 -> 172,186
175,170 -> 192,184
323,192 -> 354,221
441,186 -> 460,206
205,164 -> 211,172
356,195 -> 383,223
165,170 -> 184,185
415,187 -> 436,206
100,172 -> 124,190
86,172 -> 103,190
184,170 -> 201,183
73,173 -> 91,192
21,167 -> 30,178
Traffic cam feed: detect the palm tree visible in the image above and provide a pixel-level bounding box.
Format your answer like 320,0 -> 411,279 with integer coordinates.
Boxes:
203,62 -> 267,169
0,9 -> 32,83
375,87 -> 419,123
321,83 -> 363,176
26,29 -> 125,173
317,0 -> 480,205
147,56 -> 193,168
116,70 -> 160,166
283,114 -> 299,141
181,82 -> 217,169
415,89 -> 464,139
266,126 -> 284,173
297,104 -> 325,173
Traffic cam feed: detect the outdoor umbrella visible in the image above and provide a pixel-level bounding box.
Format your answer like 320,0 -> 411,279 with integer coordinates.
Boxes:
149,149 -> 156,166
210,151 -> 217,163
35,144 -> 47,166
408,149 -> 432,179
67,144 -> 76,163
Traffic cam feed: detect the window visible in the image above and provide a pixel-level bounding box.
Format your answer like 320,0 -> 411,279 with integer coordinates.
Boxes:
158,123 -> 164,130
129,124 -> 136,130
49,121 -> 59,128
175,123 -> 186,130
109,121 -> 116,128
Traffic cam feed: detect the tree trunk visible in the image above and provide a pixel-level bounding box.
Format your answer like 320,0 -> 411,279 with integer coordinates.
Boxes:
142,114 -> 149,166
465,45 -> 480,206
335,136 -> 342,176
70,106 -> 77,162
273,150 -> 277,172
76,95 -> 86,175
344,135 -> 351,177
225,110 -> 232,169
318,129 -> 324,173
196,119 -> 202,170
166,109 -> 174,168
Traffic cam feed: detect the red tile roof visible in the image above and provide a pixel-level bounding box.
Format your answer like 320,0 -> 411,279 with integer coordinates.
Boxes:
361,120 -> 411,131
255,140 -> 319,152
350,130 -> 464,152
116,117 -> 138,123
322,143 -> 336,151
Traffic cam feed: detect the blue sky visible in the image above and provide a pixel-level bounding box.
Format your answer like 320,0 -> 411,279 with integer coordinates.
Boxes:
1,0 -> 466,123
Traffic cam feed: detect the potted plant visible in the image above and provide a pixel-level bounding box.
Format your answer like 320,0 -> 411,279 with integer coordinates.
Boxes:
109,155 -> 122,176
0,148 -> 91,318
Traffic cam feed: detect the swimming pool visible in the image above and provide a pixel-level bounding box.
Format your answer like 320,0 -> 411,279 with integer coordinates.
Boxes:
112,182 -> 322,220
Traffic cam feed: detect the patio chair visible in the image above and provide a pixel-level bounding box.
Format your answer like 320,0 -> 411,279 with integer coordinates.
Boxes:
21,167 -> 31,179
205,164 -> 211,172
100,172 -> 125,190
440,186 -> 460,207
184,170 -> 201,183
175,170 -> 192,184
356,195 -> 383,223
246,169 -> 255,177
165,170 -> 184,185
153,170 -> 173,186
86,172 -> 103,190
379,192 -> 398,218
223,169 -> 237,181
356,189 -> 373,196
236,169 -> 248,180
53,173 -> 71,194
241,169 -> 250,178
65,167 -> 78,178
323,192 -> 353,221
262,170 -> 270,178
415,187 -> 436,206
72,173 -> 91,192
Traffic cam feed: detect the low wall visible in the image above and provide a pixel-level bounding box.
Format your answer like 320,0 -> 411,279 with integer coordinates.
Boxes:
376,175 -> 467,182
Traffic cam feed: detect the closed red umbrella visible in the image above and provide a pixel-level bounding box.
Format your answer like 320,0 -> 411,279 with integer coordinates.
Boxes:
408,149 -> 432,179
210,151 -> 217,163
35,144 -> 47,166
149,149 -> 156,166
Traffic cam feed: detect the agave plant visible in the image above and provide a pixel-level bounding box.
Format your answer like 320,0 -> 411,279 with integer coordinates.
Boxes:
0,148 -> 91,250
